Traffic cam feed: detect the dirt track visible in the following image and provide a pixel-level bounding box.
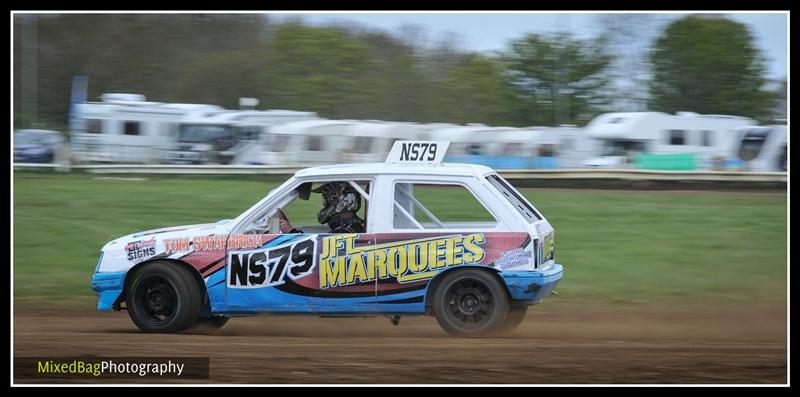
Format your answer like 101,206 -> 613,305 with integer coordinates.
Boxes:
13,303 -> 787,384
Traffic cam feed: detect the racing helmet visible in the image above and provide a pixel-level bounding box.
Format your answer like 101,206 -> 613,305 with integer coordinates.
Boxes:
312,182 -> 362,225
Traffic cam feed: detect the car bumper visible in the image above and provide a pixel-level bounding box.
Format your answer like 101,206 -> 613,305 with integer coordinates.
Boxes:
500,264 -> 563,302
90,271 -> 127,310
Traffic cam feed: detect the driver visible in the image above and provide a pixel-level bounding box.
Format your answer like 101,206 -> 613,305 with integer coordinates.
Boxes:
280,182 -> 365,234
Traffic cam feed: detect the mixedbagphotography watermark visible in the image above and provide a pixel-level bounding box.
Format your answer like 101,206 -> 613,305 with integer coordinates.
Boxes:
15,357 -> 210,380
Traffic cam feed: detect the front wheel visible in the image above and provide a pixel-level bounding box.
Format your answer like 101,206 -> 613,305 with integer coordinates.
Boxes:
126,262 -> 202,333
432,269 -> 509,337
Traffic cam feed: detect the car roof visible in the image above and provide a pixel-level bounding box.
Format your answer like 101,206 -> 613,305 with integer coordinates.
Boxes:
295,162 -> 496,178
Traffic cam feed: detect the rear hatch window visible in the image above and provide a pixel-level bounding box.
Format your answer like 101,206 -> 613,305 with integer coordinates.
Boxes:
485,174 -> 541,222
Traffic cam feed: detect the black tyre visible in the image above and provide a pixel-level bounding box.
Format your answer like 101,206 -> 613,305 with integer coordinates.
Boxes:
126,262 -> 202,333
195,315 -> 230,329
498,306 -> 528,333
432,269 -> 509,337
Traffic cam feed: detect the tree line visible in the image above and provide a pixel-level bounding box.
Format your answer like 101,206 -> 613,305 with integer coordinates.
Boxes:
13,14 -> 785,131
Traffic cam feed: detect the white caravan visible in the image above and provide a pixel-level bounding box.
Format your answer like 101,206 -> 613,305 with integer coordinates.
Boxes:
233,119 -> 355,165
428,124 -> 538,169
164,109 -> 317,164
735,125 -> 787,172
428,125 -> 561,169
70,93 -> 223,163
428,125 -> 519,156
581,112 -> 757,169
543,125 -> 602,169
338,121 -> 430,163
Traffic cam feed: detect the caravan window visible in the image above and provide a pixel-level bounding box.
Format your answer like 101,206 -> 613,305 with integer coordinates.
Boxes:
237,126 -> 262,141
307,136 -> 323,151
539,144 -> 557,157
353,137 -> 373,154
124,121 -> 140,136
467,144 -> 483,155
738,128 -> 771,161
667,130 -> 686,145
263,133 -> 290,152
85,119 -> 103,134
501,143 -> 521,156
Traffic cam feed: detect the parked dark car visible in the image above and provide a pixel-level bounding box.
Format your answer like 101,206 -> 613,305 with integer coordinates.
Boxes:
14,130 -> 65,163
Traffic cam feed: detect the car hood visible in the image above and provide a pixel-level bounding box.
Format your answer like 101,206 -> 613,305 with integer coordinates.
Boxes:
97,220 -> 233,272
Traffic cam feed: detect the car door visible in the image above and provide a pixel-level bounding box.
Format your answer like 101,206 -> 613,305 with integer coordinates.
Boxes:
224,179 -> 378,314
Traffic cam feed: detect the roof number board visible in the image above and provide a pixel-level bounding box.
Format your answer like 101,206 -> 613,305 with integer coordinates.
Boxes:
386,141 -> 450,164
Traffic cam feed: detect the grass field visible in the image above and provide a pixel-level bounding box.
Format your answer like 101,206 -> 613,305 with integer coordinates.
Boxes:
13,171 -> 787,308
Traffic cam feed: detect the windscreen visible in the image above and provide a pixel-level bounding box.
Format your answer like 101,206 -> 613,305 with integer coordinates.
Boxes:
601,140 -> 647,156
178,125 -> 230,143
738,128 -> 771,161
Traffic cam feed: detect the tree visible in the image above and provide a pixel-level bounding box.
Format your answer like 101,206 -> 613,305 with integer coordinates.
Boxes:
504,32 -> 612,126
430,54 -> 528,126
15,14 -> 269,129
596,14 -> 666,111
767,78 -> 787,124
648,15 -> 771,119
258,23 -> 377,119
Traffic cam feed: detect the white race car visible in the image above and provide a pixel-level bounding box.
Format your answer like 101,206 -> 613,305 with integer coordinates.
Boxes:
91,141 -> 563,336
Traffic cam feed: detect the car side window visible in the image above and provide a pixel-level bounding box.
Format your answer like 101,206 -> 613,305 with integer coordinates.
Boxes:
392,182 -> 497,230
244,180 -> 371,235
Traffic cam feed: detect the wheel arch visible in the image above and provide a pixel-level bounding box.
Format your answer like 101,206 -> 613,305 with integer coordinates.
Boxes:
423,265 -> 511,314
116,258 -> 208,308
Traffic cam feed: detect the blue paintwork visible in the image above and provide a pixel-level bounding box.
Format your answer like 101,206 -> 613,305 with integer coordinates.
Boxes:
205,268 -> 227,312
90,271 -> 126,310
225,287 -> 379,313
93,264 -> 562,313
500,264 -> 563,301
373,289 -> 427,313
531,156 -> 558,169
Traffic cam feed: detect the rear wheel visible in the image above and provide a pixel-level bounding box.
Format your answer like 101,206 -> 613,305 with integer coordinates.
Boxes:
432,269 -> 509,337
126,262 -> 202,333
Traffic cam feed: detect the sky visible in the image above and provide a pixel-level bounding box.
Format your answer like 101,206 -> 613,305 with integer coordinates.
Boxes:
270,12 -> 788,80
